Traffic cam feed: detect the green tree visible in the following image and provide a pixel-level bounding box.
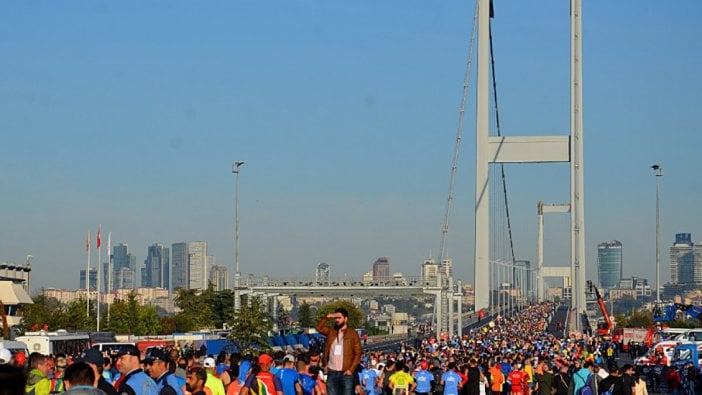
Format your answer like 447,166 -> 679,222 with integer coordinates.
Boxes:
298,302 -> 313,328
201,286 -> 235,328
227,294 -> 272,353
17,293 -> 64,333
159,316 -> 177,335
103,293 -> 161,335
105,297 -> 138,334
58,299 -> 93,330
316,300 -> 364,329
174,288 -> 214,330
276,305 -> 291,333
140,304 -> 161,335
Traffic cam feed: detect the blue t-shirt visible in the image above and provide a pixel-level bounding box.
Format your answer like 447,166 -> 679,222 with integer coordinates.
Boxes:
361,369 -> 379,395
298,373 -> 317,395
275,368 -> 299,395
413,370 -> 433,393
441,371 -> 462,395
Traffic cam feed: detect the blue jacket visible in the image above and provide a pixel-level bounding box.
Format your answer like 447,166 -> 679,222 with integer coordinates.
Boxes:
156,371 -> 184,395
121,369 -> 159,395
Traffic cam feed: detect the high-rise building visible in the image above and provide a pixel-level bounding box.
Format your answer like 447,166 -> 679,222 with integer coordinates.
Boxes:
316,262 -> 330,284
115,267 -> 135,290
372,257 -> 390,282
670,233 -> 695,284
441,257 -> 453,277
422,258 -> 440,285
210,265 -> 228,291
112,243 -> 136,290
79,268 -> 97,290
171,242 -> 189,291
188,241 -> 209,290
142,244 -> 170,289
597,240 -> 623,289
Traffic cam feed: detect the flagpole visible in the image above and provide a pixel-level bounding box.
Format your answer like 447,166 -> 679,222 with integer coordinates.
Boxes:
86,230 -> 91,318
97,225 -> 101,331
107,232 -> 112,323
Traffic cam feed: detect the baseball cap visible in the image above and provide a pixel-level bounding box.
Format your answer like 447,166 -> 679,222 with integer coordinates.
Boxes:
77,349 -> 105,366
283,354 -> 295,363
420,360 -> 429,370
0,348 -> 11,364
116,345 -> 140,358
143,348 -> 169,364
204,357 -> 216,368
258,354 -> 273,365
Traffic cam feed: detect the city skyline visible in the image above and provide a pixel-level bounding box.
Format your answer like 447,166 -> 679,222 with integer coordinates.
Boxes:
1,1 -> 701,292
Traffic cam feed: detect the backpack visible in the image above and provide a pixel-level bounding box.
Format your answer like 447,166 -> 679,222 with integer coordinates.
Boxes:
575,372 -> 592,395
601,384 -> 614,395
577,384 -> 593,395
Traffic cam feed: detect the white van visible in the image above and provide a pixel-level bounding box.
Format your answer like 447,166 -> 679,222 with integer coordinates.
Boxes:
0,340 -> 29,355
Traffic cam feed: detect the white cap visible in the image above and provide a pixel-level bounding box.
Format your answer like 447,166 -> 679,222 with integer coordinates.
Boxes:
0,348 -> 11,364
204,357 -> 216,368
283,354 -> 295,363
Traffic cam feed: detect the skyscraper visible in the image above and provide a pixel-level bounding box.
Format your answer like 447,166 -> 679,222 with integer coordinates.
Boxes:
670,233 -> 696,284
188,241 -> 209,290
142,244 -> 170,289
79,268 -> 97,290
171,242 -> 189,291
597,240 -> 623,289
210,265 -> 228,291
112,243 -> 136,290
372,257 -> 390,282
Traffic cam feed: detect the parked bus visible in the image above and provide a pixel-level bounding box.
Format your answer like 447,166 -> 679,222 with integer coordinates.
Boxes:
16,330 -> 90,356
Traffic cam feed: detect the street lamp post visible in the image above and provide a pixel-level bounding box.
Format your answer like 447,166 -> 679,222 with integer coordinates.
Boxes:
652,164 -> 662,303
233,161 -> 245,311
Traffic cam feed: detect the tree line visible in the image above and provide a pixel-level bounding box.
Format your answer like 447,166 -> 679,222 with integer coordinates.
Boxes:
16,287 -> 366,350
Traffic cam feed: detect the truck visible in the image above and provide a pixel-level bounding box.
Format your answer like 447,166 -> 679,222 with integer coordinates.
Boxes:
634,340 -> 679,367
671,342 -> 702,369
622,328 -> 654,350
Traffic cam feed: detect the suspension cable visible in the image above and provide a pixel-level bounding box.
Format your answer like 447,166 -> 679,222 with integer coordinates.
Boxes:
439,0 -> 480,267
488,21 -> 517,267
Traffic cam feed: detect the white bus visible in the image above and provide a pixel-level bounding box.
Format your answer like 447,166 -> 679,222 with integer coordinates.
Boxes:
16,330 -> 90,356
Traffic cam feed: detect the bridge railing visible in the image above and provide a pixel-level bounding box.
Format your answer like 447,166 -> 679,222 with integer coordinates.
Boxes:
245,276 -> 439,288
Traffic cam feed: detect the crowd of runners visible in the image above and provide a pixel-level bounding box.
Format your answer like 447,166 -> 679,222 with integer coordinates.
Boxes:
0,302 -> 699,395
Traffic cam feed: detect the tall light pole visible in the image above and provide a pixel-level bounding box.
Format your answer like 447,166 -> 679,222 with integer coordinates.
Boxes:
233,161 -> 245,311
652,164 -> 662,303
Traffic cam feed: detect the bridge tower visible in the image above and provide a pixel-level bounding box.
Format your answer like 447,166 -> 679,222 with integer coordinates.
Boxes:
473,0 -> 587,331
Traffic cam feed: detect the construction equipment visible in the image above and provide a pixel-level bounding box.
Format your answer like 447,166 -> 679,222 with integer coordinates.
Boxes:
587,281 -> 614,336
653,303 -> 702,323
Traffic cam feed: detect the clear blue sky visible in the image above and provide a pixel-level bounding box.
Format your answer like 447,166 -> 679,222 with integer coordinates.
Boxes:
1,1 -> 700,293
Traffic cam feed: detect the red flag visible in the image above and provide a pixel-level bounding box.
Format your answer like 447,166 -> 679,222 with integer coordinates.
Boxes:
86,231 -> 90,252
97,225 -> 101,249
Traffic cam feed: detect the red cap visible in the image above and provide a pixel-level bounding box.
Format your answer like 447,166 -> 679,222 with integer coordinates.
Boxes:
258,354 -> 273,365
421,360 -> 429,370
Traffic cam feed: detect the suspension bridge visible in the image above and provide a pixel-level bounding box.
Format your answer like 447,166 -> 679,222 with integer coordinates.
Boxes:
236,0 -> 589,335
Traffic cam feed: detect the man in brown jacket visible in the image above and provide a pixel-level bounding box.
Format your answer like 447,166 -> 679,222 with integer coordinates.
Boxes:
316,307 -> 362,395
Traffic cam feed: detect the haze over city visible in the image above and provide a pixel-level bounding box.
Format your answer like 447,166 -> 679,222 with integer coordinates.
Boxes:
1,1 -> 701,293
